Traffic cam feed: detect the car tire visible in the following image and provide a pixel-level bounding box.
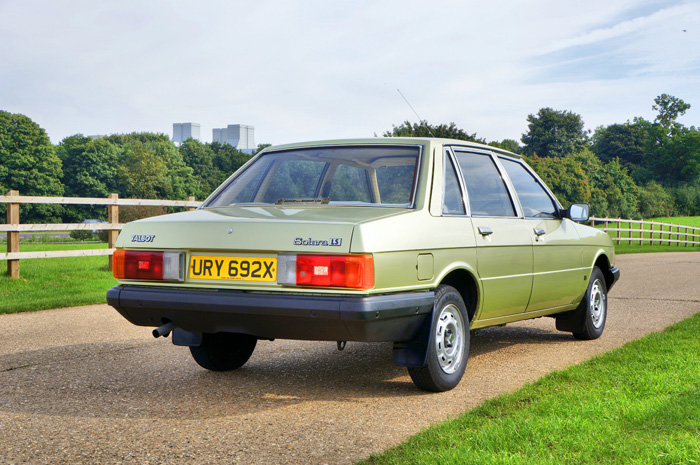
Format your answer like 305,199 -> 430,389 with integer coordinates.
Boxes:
572,267 -> 608,341
189,332 -> 257,371
408,285 -> 469,392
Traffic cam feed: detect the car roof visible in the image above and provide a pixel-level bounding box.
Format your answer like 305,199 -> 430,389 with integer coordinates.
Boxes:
263,137 -> 521,159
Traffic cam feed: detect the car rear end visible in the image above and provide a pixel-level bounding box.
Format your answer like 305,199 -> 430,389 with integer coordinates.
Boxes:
107,140 -> 436,342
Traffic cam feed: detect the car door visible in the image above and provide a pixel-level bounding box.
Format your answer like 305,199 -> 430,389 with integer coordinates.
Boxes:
451,149 -> 533,319
499,156 -> 586,312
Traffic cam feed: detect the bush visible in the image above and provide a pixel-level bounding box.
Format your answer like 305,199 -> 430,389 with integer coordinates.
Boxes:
638,182 -> 675,218
670,184 -> 700,216
96,229 -> 109,243
70,230 -> 94,241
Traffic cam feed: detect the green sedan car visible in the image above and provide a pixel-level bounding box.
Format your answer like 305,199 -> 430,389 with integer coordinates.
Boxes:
107,138 -> 620,392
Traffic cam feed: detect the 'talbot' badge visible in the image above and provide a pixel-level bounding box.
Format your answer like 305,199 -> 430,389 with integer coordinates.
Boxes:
131,234 -> 155,243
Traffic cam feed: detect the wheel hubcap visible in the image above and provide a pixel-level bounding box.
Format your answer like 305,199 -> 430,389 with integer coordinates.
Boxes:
435,303 -> 465,374
589,279 -> 606,329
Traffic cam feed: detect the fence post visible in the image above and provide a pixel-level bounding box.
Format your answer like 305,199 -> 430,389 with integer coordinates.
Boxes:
639,220 -> 643,246
107,193 -> 119,271
628,220 -> 632,246
187,196 -> 196,212
6,190 -> 20,278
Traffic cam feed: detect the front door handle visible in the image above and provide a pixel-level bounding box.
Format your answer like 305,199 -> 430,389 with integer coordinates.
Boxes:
533,228 -> 546,236
478,226 -> 493,236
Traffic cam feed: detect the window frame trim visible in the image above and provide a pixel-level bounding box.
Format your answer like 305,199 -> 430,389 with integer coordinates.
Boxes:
448,146 -> 522,219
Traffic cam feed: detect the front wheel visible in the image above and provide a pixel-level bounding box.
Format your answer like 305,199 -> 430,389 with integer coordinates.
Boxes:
408,285 -> 470,392
567,267 -> 608,340
189,332 -> 257,371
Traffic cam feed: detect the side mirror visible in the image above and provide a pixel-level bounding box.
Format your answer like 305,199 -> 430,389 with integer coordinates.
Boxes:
564,203 -> 590,222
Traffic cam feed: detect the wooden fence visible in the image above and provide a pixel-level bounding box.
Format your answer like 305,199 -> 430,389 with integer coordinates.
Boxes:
591,217 -> 700,247
3,194 -> 699,279
0,190 -> 202,278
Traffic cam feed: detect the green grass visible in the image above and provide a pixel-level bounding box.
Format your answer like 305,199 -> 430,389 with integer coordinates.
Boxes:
0,233 -> 89,243
0,243 -> 117,314
361,314 -> 700,464
595,216 -> 700,254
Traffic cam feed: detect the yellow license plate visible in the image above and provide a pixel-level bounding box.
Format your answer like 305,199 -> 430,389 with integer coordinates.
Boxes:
189,256 -> 277,282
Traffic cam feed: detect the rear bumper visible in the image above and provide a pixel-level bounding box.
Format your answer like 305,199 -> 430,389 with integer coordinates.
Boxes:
106,285 -> 434,342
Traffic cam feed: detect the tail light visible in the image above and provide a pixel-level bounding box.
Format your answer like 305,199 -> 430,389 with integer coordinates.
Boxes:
113,250 -> 184,281
278,254 -> 374,289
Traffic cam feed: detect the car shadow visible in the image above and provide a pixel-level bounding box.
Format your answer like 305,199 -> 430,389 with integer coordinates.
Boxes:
0,322 -> 572,421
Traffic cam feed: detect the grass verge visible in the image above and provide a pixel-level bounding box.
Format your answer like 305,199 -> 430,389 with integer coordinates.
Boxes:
615,243 -> 700,254
0,243 -> 117,314
360,313 -> 700,464
596,216 -> 700,254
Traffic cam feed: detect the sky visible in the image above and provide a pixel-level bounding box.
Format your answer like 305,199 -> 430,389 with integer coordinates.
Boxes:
1,0 -> 699,147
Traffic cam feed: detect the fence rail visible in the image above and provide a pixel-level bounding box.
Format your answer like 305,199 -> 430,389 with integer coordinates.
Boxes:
1,191 -> 202,278
590,217 -> 700,247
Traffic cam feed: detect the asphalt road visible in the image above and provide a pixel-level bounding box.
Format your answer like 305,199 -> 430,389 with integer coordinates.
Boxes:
1,252 -> 699,465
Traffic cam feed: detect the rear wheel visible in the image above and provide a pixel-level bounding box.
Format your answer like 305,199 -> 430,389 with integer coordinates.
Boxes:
189,332 -> 257,371
408,285 -> 469,392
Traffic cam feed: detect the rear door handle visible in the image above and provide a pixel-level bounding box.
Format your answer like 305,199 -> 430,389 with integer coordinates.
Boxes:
478,226 -> 493,236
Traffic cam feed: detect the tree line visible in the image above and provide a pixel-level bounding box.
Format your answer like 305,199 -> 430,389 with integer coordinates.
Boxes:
0,112 -> 261,223
1,93 -> 698,223
386,94 -> 699,219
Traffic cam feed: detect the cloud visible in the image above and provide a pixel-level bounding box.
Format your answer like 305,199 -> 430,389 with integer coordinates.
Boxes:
537,3 -> 694,55
0,0 -> 699,146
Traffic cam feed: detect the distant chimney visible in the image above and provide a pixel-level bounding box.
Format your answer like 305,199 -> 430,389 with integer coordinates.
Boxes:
212,124 -> 255,153
172,122 -> 201,143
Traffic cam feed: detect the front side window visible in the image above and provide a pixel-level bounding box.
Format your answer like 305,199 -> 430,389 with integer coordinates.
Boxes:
206,145 -> 420,207
500,158 -> 558,218
453,151 -> 515,217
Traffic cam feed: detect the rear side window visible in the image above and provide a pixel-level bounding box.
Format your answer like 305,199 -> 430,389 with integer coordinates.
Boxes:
500,158 -> 558,218
442,152 -> 465,215
454,151 -> 515,217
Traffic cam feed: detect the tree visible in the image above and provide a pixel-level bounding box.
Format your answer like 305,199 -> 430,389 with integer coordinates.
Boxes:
57,135 -> 120,197
209,141 -> 252,182
521,108 -> 589,158
652,129 -> 700,185
179,139 -> 219,200
255,143 -> 272,155
488,139 -> 522,154
56,134 -> 120,221
525,153 -> 592,210
0,111 -> 63,222
111,133 -> 196,200
527,149 -> 640,218
592,124 -> 646,165
652,93 -> 691,135
117,140 -> 170,199
637,182 -> 675,218
383,121 -> 484,143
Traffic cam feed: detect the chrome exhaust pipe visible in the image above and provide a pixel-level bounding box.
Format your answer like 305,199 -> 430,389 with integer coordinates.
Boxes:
152,321 -> 176,338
